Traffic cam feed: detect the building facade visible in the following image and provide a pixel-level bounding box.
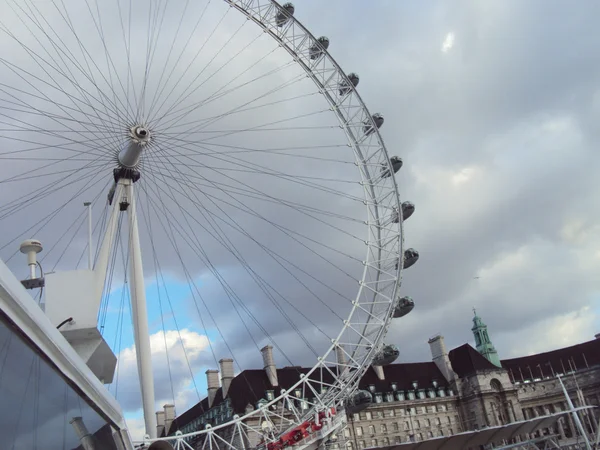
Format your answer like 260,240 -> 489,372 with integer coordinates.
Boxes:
166,313 -> 600,449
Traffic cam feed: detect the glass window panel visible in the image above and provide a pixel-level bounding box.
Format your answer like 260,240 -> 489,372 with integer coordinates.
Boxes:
0,313 -> 125,450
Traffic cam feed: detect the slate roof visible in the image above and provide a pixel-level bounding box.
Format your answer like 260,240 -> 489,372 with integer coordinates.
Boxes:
358,362 -> 447,392
171,362 -> 449,434
170,338 -> 600,435
448,344 -> 500,378
500,337 -> 600,382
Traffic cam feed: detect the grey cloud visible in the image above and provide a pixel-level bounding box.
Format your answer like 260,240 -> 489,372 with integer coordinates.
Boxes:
2,0 -> 600,418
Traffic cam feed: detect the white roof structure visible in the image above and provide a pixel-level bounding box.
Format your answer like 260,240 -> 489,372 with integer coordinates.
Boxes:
372,407 -> 595,450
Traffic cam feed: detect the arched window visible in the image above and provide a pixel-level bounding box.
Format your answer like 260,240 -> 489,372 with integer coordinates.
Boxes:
490,379 -> 503,392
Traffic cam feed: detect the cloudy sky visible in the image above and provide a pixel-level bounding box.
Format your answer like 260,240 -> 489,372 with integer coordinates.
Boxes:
2,0 -> 600,441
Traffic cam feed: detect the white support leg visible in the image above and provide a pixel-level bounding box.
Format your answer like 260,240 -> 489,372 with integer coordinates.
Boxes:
126,180 -> 157,438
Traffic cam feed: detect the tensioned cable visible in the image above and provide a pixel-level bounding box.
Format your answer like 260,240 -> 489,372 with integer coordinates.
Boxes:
140,165 -> 315,361
143,152 -> 331,351
138,192 -> 203,409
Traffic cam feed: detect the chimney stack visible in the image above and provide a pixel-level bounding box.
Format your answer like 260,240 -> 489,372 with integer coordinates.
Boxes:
428,335 -> 456,383
373,365 -> 385,381
219,358 -> 234,398
595,333 -> 600,340
261,345 -> 278,386
156,410 -> 165,437
206,369 -> 220,408
335,345 -> 347,366
163,404 -> 175,435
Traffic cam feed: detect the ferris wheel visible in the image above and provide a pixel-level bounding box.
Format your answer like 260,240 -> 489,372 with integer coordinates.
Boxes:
0,1 -> 419,449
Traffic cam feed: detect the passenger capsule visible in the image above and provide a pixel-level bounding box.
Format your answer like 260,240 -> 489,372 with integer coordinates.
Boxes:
381,156 -> 403,178
402,201 -> 415,221
309,36 -> 330,60
403,248 -> 419,269
363,113 -> 384,136
344,390 -> 372,414
339,72 -> 359,95
275,3 -> 295,27
372,344 -> 400,366
392,201 -> 414,223
393,296 -> 415,318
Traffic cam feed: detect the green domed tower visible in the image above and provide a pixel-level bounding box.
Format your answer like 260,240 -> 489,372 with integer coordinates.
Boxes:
471,308 -> 501,367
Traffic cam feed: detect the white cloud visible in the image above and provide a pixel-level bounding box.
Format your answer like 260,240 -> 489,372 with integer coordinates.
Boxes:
502,306 -> 597,358
125,415 -> 147,442
442,32 -> 455,53
113,329 -> 211,413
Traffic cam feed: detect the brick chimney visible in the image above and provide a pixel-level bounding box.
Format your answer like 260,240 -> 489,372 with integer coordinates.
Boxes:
335,345 -> 347,366
219,358 -> 234,398
428,335 -> 456,383
163,404 -> 175,435
261,345 -> 278,386
206,369 -> 220,408
156,410 -> 165,437
373,365 -> 385,381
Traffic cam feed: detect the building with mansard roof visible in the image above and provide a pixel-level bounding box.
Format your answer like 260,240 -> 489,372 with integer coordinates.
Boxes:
163,311 -> 600,449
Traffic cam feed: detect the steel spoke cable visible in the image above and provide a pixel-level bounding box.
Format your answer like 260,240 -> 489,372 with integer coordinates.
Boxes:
138,190 -> 203,407
34,0 -> 127,125
143,166 -> 362,224
51,0 -> 122,135
0,160 -> 107,218
83,0 -> 137,123
142,153 -> 321,353
146,6 -> 235,124
0,93 -> 123,136
153,139 -> 354,164
0,110 -> 116,158
0,17 -> 124,133
150,142 -> 365,220
136,177 -> 232,370
0,170 -> 109,261
139,0 -> 196,123
145,0 -> 213,123
16,0 -> 123,141
143,160 -> 356,306
140,173 -> 311,362
136,0 -> 170,122
147,152 -> 344,327
153,27 -> 265,129
150,53 -> 295,128
143,153 -> 348,324
99,213 -> 124,332
39,207 -> 87,263
0,60 -> 123,156
154,90 -> 320,133
46,0 -> 132,123
85,0 -> 137,122
154,69 -> 307,135
140,180 -> 263,415
0,153 -> 111,211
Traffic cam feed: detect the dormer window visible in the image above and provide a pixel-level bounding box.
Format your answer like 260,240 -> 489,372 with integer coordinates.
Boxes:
391,382 -> 398,391
295,389 -> 302,398
369,385 -> 376,393
266,390 -> 274,401
375,393 -> 383,403
412,381 -> 418,390
432,380 -> 438,388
